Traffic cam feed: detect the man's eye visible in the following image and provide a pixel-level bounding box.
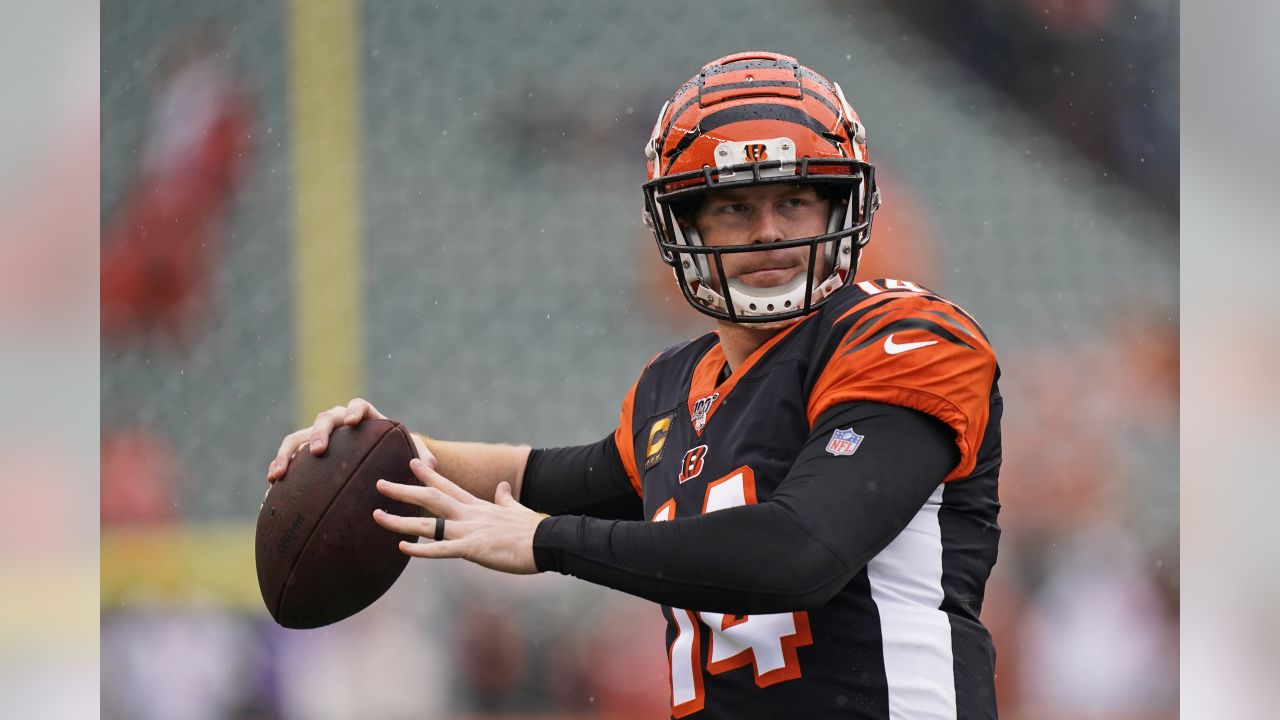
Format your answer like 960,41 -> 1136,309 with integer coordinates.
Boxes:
783,197 -> 808,208
721,203 -> 749,214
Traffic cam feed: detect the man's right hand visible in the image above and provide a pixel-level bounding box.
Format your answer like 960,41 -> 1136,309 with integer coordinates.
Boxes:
266,398 -> 387,483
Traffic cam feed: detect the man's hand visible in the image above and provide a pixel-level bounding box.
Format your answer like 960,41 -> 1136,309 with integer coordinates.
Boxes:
372,456 -> 547,575
266,398 -> 403,483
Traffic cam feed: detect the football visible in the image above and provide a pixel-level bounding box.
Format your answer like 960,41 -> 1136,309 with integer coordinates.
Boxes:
256,418 -> 422,629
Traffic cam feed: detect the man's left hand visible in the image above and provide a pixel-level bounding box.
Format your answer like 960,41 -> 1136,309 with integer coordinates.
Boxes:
372,456 -> 546,575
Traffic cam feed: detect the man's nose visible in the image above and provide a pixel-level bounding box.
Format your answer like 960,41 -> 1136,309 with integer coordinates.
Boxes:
749,207 -> 786,245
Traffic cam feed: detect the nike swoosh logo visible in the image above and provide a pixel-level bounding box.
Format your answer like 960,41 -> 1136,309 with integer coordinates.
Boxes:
883,334 -> 938,355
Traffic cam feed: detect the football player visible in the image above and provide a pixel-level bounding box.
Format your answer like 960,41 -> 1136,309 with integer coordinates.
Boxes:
268,52 -> 1002,719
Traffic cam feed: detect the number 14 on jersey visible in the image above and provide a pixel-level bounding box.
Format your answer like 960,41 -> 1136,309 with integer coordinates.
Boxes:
652,467 -> 813,718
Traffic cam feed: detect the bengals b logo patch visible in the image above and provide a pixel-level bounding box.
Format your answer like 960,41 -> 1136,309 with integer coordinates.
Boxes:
743,143 -> 768,161
678,445 -> 708,484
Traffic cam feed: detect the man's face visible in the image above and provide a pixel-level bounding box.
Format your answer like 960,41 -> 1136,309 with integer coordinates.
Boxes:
689,183 -> 832,290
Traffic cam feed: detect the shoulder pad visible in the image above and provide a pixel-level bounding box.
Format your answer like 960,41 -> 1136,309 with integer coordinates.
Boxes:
809,280 -> 996,480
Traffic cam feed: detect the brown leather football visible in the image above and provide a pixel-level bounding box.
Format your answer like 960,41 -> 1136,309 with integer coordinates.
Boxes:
255,418 -> 421,629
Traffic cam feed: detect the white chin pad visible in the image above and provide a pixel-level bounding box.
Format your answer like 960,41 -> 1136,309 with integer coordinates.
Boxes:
725,273 -> 810,316
684,247 -> 847,319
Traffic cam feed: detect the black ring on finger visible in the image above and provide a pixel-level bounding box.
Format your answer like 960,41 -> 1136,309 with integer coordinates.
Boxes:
433,517 -> 445,542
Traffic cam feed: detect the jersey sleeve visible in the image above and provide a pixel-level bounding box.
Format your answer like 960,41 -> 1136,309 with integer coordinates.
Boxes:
808,294 -> 997,481
613,347 -> 676,497
613,380 -> 643,496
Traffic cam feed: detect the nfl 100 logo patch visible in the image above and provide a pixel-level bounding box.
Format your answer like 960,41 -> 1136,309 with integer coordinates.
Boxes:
691,392 -> 719,433
825,427 -> 864,456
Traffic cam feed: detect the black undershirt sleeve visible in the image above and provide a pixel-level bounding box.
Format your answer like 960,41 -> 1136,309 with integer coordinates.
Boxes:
520,433 -> 643,521
531,402 -> 959,615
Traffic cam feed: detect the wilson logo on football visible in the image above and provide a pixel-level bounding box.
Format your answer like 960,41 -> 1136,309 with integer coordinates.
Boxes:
678,445 -> 708,484
743,143 -> 768,161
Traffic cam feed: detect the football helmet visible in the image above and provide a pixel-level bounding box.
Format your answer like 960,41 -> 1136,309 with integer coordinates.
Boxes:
643,51 -> 880,323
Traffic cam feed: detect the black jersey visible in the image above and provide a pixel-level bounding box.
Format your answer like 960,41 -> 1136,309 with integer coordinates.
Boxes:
609,279 -> 1002,719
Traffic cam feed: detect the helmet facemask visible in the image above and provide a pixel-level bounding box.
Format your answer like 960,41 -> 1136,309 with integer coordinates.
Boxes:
643,158 -> 877,324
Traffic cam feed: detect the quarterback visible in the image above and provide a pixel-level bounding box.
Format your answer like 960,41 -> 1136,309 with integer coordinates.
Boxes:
268,52 -> 1002,719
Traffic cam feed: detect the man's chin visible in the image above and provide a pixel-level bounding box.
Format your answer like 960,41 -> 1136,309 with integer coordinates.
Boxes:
734,316 -> 805,331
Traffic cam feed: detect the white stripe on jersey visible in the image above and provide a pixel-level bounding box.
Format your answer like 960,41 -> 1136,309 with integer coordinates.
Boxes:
867,484 -> 957,719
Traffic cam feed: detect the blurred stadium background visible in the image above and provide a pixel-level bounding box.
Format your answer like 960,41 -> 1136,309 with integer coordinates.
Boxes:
100,1 -> 1178,718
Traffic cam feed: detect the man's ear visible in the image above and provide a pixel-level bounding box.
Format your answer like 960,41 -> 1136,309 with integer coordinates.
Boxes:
670,197 -> 702,228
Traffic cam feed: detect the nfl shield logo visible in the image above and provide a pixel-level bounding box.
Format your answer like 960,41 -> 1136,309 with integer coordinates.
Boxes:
825,428 -> 864,456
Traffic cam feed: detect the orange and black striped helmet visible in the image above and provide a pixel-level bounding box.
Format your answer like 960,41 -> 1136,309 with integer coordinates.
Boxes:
642,51 -> 879,324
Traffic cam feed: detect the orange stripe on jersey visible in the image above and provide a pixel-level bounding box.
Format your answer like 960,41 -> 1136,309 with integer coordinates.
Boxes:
808,296 -> 997,481
687,318 -> 810,437
687,344 -> 727,426
832,290 -> 926,325
614,380 -> 643,496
